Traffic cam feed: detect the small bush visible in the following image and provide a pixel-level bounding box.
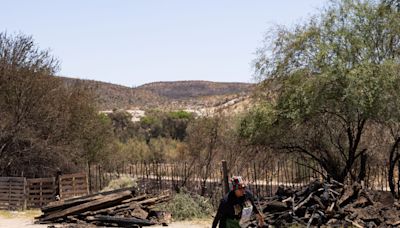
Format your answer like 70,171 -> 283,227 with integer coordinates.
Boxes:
160,191 -> 214,221
102,176 -> 137,192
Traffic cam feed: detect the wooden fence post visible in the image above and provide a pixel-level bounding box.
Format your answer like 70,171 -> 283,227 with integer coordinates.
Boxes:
23,178 -> 27,210
222,160 -> 229,194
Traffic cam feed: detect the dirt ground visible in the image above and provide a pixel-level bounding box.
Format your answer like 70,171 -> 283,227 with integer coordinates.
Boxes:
0,211 -> 212,228
0,219 -> 211,228
0,218 -> 47,228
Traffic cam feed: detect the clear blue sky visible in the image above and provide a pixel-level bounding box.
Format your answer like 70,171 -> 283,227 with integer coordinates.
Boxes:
1,0 -> 327,86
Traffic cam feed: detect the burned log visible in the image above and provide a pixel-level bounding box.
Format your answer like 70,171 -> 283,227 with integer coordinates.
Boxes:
40,190 -> 133,222
89,215 -> 155,227
37,189 -> 172,227
248,180 -> 400,228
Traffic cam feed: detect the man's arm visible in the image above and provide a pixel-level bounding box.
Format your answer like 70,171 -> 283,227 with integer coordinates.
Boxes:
247,191 -> 265,226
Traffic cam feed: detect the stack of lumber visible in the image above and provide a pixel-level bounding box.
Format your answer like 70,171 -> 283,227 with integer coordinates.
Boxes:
36,187 -> 172,227
245,179 -> 400,227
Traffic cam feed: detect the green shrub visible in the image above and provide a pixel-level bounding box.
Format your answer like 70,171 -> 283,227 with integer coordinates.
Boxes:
168,110 -> 192,119
160,191 -> 214,221
102,176 -> 137,192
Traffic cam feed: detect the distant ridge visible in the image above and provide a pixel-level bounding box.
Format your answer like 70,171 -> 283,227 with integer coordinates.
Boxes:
59,76 -> 254,110
138,80 -> 253,99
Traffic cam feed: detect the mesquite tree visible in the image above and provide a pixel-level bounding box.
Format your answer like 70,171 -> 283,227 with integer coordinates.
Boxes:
241,0 -> 400,189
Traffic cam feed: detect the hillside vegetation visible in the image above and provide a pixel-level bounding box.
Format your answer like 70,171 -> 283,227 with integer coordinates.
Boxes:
60,77 -> 254,110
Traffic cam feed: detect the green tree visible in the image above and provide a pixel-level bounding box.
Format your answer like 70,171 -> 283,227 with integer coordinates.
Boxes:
163,111 -> 193,141
242,0 -> 400,184
186,115 -> 222,195
0,33 -> 114,177
108,110 -> 134,142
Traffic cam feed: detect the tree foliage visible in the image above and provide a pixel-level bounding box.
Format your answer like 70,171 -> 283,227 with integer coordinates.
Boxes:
242,0 -> 400,184
0,33 -> 114,177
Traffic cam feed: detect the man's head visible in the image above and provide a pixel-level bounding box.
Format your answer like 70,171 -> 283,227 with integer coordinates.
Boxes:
230,176 -> 246,197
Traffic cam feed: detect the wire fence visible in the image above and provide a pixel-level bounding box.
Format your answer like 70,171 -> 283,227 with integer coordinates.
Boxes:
89,158 -> 398,206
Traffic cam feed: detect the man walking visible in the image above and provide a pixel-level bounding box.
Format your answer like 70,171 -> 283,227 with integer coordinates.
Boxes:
212,176 -> 265,228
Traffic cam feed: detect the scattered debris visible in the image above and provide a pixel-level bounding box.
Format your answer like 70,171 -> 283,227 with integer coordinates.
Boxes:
246,179 -> 400,227
36,187 -> 172,227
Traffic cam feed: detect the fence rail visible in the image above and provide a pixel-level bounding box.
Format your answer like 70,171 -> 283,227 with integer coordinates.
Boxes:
89,158 -> 398,206
1,158 -> 398,210
26,177 -> 56,208
0,177 -> 26,210
59,173 -> 88,199
0,173 -> 88,210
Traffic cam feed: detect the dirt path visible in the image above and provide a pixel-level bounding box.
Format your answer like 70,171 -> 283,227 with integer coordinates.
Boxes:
0,219 -> 211,228
0,218 -> 47,228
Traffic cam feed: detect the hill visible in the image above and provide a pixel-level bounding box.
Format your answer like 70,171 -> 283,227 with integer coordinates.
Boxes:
59,77 -> 254,112
138,81 -> 252,99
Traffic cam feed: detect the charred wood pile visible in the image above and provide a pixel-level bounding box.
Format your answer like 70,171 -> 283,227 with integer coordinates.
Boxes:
247,180 -> 400,227
36,188 -> 172,227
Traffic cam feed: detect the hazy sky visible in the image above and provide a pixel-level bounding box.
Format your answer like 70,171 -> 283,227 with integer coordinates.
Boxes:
1,1 -> 327,86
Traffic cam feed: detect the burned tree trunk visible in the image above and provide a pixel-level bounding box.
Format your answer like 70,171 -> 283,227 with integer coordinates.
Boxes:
388,137 -> 400,198
358,153 -> 367,182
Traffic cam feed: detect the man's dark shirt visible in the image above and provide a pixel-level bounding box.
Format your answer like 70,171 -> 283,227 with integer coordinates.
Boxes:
212,190 -> 259,228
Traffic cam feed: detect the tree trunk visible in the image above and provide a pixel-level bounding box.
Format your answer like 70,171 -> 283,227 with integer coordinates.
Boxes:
88,161 -> 92,194
388,137 -> 400,198
358,153 -> 367,182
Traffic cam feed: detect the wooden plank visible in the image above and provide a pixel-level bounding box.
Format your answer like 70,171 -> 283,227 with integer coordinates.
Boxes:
61,193 -> 88,198
42,195 -> 104,213
28,184 -> 55,187
81,194 -> 147,216
27,189 -> 55,194
0,189 -> 24,193
59,178 -> 83,183
28,198 -> 53,201
0,183 -> 24,187
0,184 -> 25,188
60,191 -> 87,196
0,191 -> 23,195
43,186 -> 134,212
0,196 -> 25,200
61,178 -> 86,182
60,185 -> 87,190
60,184 -> 87,189
0,177 -> 25,182
27,185 -> 54,189
40,190 -> 132,222
89,215 -> 155,226
28,199 -> 54,202
0,181 -> 24,185
0,188 -> 25,192
28,196 -> 54,200
27,184 -> 54,188
61,189 -> 88,193
60,188 -> 87,193
28,194 -> 54,198
28,200 -> 53,204
59,173 -> 86,180
0,192 -> 25,196
61,193 -> 88,199
0,185 -> 24,189
27,177 -> 55,183
0,194 -> 26,199
59,182 -> 87,187
0,199 -> 25,203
